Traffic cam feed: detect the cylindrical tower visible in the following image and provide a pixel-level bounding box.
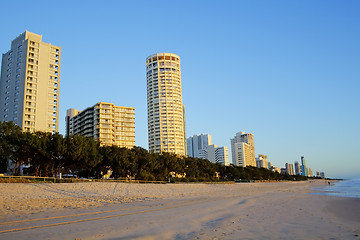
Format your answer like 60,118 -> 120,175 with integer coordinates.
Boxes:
146,53 -> 186,155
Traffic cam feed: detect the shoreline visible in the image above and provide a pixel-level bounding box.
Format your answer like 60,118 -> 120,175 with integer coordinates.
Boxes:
1,181 -> 359,239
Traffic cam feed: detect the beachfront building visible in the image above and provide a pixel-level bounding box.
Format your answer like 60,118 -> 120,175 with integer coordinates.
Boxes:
294,161 -> 301,175
66,102 -> 135,148
256,154 -> 268,169
231,131 -> 256,167
187,133 -> 229,165
316,171 -> 326,179
308,167 -> 313,177
215,146 -> 230,166
65,108 -> 79,137
0,31 -> 61,133
300,156 -> 308,176
202,145 -> 230,166
146,53 -> 186,156
187,134 -> 212,158
285,163 -> 295,175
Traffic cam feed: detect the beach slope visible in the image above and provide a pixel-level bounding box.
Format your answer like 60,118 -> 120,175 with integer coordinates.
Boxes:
0,181 -> 359,239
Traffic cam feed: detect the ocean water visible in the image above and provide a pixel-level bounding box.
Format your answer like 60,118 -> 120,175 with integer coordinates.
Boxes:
314,179 -> 360,199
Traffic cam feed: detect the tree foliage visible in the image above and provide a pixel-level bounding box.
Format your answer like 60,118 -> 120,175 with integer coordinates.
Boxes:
0,121 -> 307,181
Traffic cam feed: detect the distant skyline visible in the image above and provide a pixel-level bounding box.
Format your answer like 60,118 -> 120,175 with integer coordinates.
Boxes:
0,0 -> 359,179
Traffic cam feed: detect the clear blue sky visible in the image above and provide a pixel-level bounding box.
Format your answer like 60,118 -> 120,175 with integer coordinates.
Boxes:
1,0 -> 359,179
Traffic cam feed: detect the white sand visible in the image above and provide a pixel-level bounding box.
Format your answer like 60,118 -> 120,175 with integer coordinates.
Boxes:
0,181 -> 359,239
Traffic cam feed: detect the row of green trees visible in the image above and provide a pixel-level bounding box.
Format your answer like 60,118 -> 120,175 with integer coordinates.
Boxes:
0,121 -> 307,181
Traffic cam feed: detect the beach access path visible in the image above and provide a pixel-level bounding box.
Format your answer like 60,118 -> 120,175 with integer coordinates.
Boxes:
0,181 -> 359,239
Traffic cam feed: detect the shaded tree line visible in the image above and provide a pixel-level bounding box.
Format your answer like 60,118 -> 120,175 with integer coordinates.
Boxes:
0,121 -> 307,181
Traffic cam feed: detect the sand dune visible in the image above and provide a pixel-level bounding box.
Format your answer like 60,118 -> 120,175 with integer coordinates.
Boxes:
0,181 -> 359,239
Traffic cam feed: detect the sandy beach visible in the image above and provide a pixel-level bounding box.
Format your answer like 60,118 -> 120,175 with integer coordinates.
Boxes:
0,181 -> 359,239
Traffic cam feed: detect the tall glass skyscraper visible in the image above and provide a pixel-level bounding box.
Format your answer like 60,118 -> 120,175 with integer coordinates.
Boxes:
146,53 -> 186,155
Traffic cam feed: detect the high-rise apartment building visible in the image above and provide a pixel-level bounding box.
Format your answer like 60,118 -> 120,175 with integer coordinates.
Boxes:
187,133 -> 229,165
214,146 -> 230,166
187,134 -> 212,158
316,171 -> 325,179
146,53 -> 186,155
66,102 -> 135,148
285,163 -> 295,175
231,131 -> 256,167
256,154 -> 268,169
300,156 -> 307,176
0,31 -> 61,133
294,161 -> 301,175
199,144 -> 230,166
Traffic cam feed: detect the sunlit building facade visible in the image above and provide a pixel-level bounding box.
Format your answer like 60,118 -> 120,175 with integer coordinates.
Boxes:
294,161 -> 301,175
146,53 -> 186,155
231,131 -> 256,167
214,146 -> 230,166
256,154 -> 268,169
285,163 -> 295,175
66,102 -> 135,148
0,31 -> 61,133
